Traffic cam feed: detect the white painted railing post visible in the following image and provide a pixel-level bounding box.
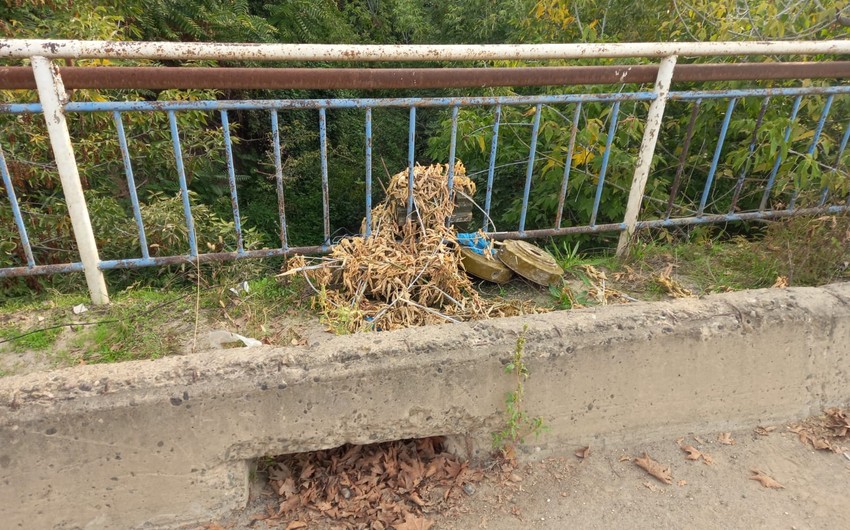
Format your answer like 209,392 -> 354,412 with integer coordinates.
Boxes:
31,56 -> 109,304
616,55 -> 677,257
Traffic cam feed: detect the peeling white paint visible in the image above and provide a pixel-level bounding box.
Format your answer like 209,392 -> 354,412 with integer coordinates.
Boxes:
2,39 -> 850,61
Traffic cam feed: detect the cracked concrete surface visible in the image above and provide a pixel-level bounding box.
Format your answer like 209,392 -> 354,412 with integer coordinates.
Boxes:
1,285 -> 849,529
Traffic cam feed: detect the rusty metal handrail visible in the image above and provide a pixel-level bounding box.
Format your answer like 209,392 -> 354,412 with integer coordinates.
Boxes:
2,62 -> 850,90
2,39 -> 850,305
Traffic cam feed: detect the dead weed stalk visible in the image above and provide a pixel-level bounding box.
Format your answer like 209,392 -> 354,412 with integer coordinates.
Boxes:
283,162 -> 538,333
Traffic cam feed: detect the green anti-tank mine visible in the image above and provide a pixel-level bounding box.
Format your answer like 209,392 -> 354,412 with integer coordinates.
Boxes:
459,246 -> 514,284
497,239 -> 564,286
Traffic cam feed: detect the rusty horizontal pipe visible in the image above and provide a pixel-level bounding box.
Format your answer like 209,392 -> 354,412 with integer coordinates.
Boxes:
1,62 -> 849,90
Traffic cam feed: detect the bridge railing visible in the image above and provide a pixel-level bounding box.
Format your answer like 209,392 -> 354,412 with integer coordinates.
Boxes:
1,40 -> 849,304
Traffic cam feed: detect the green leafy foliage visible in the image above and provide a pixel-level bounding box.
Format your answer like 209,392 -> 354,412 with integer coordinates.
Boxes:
3,0 -> 850,303
121,0 -> 276,42
665,0 -> 850,41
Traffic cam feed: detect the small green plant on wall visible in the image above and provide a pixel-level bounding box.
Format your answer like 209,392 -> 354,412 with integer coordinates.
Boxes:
492,325 -> 547,458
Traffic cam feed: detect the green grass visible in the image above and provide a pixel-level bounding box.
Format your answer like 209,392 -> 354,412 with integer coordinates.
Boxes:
0,292 -> 90,315
622,216 -> 850,295
546,239 -> 617,273
60,276 -> 303,365
209,276 -> 303,339
67,287 -> 195,364
3,217 -> 848,369
0,326 -> 62,352
621,233 -> 780,296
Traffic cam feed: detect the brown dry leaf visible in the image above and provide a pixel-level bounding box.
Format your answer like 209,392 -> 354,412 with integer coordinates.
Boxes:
575,446 -> 591,459
693,435 -> 706,445
278,495 -> 300,514
654,263 -> 694,298
788,408 -> 850,453
750,469 -> 784,489
205,524 -> 226,530
677,480 -> 687,487
277,478 -> 297,497
812,438 -> 833,451
268,464 -> 291,482
772,276 -> 789,288
284,522 -> 308,530
580,264 -> 608,283
634,453 -> 672,485
718,432 -> 736,445
826,407 -> 850,437
266,437 -> 483,528
394,513 -> 434,530
618,455 -> 631,462
755,426 -> 777,436
677,439 -> 712,464
680,444 -> 703,461
612,264 -> 640,283
409,493 -> 427,507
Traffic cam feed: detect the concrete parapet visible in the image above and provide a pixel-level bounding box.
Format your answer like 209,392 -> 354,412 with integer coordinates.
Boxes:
2,285 -> 849,528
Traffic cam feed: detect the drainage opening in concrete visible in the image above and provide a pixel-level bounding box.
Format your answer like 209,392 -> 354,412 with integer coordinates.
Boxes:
248,436 -> 488,529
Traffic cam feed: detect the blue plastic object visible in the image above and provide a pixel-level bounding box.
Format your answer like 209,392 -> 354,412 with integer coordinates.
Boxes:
456,233 -> 491,256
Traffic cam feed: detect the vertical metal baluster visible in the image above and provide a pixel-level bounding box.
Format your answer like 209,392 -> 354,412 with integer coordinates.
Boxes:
665,99 -> 701,220
556,102 -> 582,229
168,110 -> 198,258
113,111 -> 149,259
825,120 -> 850,206
446,105 -> 459,202
483,104 -> 502,232
760,95 -> 802,211
789,94 -> 833,210
590,101 -> 621,227
698,97 -> 737,217
319,107 -> 330,247
221,110 -> 244,254
31,55 -> 108,303
407,107 -> 416,218
519,104 -> 543,233
617,55 -> 677,256
730,96 -> 770,213
365,107 -> 373,237
0,142 -> 35,267
270,110 -> 288,250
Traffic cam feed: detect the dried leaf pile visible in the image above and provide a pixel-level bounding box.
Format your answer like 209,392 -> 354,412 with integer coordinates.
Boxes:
285,162 -> 537,333
789,407 -> 850,452
261,438 -> 484,529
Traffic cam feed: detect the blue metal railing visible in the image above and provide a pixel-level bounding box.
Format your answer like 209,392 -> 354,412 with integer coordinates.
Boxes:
2,80 -> 850,294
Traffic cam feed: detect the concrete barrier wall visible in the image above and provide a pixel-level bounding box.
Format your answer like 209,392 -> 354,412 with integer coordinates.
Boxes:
2,285 -> 849,529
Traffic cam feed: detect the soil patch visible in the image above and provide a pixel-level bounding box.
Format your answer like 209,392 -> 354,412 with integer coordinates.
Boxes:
201,410 -> 850,529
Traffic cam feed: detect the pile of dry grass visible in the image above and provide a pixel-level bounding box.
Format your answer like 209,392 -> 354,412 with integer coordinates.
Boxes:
284,162 -> 537,333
